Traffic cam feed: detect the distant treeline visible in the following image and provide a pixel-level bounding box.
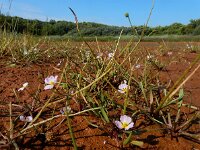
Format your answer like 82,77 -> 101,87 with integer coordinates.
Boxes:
1,14 -> 200,36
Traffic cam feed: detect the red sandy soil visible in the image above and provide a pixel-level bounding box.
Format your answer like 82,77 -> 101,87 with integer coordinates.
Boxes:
0,42 -> 200,149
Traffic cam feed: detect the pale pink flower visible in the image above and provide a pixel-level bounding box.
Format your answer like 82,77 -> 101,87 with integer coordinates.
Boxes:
108,53 -> 114,59
114,115 -> 134,130
135,64 -> 141,69
60,106 -> 72,114
147,55 -> 154,60
167,51 -> 173,56
96,52 -> 103,59
19,115 -> 33,122
118,80 -> 129,94
44,75 -> 58,90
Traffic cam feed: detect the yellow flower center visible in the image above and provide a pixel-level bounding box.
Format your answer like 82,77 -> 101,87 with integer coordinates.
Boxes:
122,122 -> 128,129
122,88 -> 127,93
49,81 -> 54,85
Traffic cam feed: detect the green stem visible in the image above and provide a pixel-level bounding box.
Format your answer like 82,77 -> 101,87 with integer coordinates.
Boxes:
65,107 -> 77,150
155,54 -> 200,113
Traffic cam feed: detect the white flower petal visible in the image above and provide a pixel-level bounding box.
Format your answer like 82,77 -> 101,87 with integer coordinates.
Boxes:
118,82 -> 129,94
18,87 -> 25,91
135,64 -> 141,69
125,122 -> 134,130
118,89 -> 124,93
25,116 -> 33,122
120,115 -> 128,123
167,52 -> 173,56
44,75 -> 58,90
108,53 -> 114,58
60,108 -> 64,114
119,84 -> 128,90
23,82 -> 28,87
45,75 -> 57,84
20,115 -> 33,122
119,84 -> 125,89
18,82 -> 28,91
45,77 -> 50,84
54,75 -> 58,82
97,53 -> 103,59
60,106 -> 72,114
120,115 -> 132,124
123,80 -> 127,84
19,115 -> 25,121
48,76 -> 54,81
66,106 -> 71,113
44,84 -> 54,90
114,121 -> 123,129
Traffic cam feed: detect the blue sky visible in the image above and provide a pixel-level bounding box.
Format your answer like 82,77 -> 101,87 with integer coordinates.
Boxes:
0,0 -> 200,27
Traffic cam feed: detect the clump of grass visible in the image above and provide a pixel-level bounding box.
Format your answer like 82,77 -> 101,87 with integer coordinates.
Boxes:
185,42 -> 200,53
